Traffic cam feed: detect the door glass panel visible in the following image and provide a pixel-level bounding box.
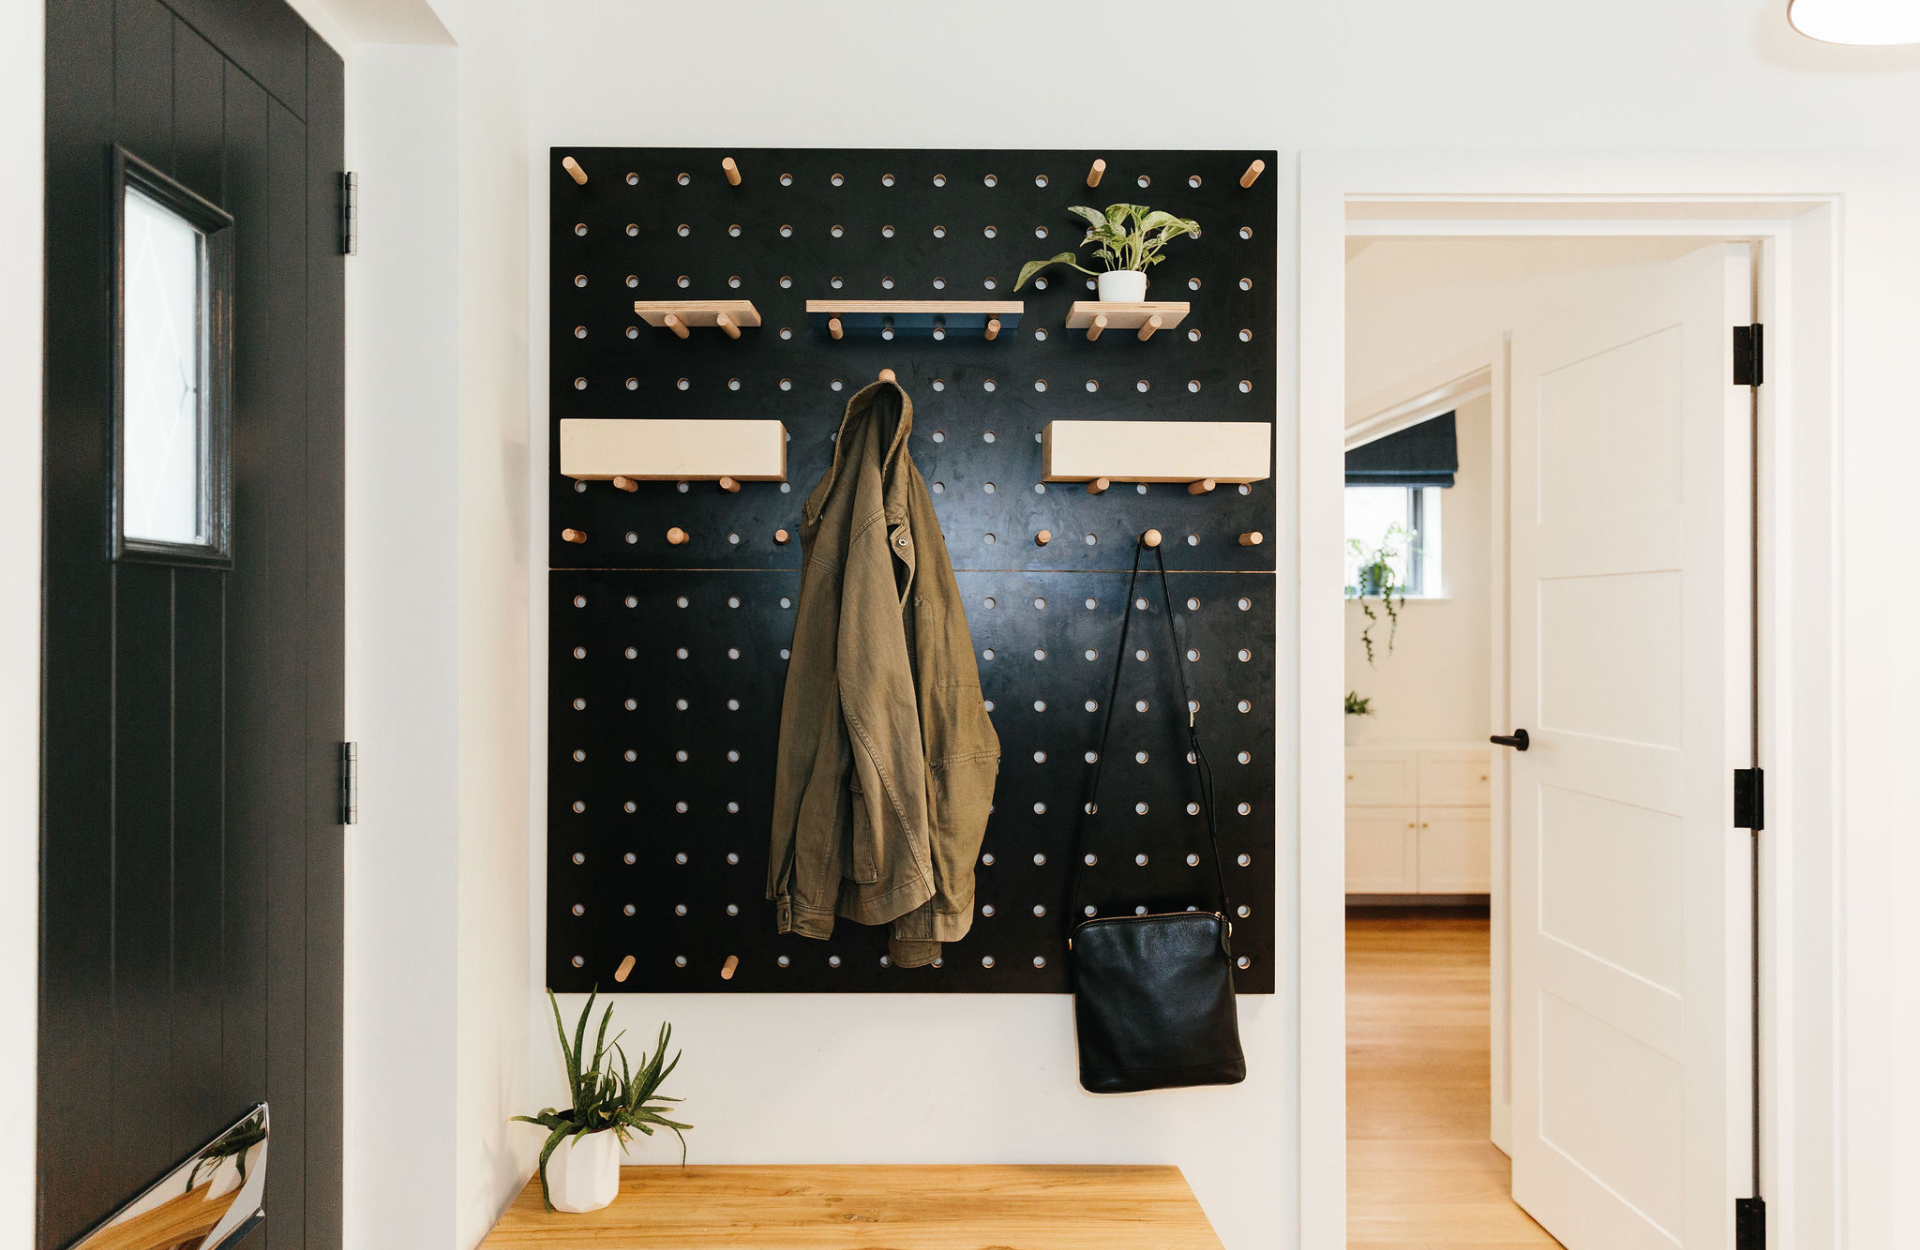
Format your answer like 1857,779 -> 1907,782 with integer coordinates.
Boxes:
123,186 -> 209,546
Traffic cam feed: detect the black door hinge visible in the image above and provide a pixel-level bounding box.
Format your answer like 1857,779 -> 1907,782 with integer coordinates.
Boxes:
340,171 -> 357,256
1736,1196 -> 1765,1250
1733,324 -> 1764,387
1734,767 -> 1764,832
340,742 -> 358,825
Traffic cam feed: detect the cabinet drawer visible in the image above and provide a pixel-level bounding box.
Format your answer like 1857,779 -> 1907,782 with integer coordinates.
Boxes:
1419,749 -> 1492,807
1346,750 -> 1417,806
1417,809 -> 1490,893
1346,807 -> 1420,894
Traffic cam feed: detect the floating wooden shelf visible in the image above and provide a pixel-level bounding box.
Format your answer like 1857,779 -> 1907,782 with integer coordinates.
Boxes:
806,300 -> 1023,339
559,418 -> 787,482
1042,420 -> 1272,485
632,301 -> 763,336
1064,301 -> 1190,335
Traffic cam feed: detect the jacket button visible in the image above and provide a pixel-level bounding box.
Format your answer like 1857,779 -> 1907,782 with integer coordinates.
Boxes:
896,536 -> 909,547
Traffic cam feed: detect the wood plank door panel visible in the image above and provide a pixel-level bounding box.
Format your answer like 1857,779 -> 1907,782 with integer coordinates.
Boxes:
39,2 -> 343,1246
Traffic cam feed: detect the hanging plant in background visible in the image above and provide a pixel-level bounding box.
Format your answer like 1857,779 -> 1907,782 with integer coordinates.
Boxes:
1014,203 -> 1201,296
1346,526 -> 1411,666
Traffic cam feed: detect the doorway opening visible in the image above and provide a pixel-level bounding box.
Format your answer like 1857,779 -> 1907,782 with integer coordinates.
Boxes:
1341,234 -> 1762,1248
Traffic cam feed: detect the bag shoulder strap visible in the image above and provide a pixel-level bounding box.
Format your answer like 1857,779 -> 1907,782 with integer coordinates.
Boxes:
1069,538 -> 1229,917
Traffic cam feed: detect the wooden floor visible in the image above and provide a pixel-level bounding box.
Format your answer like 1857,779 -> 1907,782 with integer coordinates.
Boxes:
1347,909 -> 1563,1249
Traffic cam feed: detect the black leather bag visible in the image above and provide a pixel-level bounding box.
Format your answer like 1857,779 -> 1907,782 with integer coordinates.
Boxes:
1067,538 -> 1246,1094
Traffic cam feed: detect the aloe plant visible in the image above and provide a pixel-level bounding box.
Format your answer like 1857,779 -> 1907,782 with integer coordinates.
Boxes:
1014,203 -> 1201,291
512,990 -> 691,1210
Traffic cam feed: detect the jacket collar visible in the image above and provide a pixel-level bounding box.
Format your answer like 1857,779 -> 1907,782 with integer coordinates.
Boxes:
805,379 -> 915,524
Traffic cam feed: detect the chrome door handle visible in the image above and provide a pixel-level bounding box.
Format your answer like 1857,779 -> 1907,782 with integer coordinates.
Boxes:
1490,729 -> 1530,751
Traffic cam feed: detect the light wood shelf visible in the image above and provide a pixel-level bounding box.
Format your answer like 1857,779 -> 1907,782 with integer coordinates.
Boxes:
632,301 -> 764,335
806,299 -> 1023,339
560,419 -> 787,482
1042,419 -> 1272,485
1064,301 -> 1190,333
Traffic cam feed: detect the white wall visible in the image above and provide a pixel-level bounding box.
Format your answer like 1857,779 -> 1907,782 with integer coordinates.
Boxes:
1341,393 -> 1491,743
0,1 -> 42,1245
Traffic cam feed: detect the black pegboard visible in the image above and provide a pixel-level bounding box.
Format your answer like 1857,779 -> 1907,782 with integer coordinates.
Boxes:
548,146 -> 1278,994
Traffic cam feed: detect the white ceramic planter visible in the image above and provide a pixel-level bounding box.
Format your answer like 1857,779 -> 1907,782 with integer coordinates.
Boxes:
1344,715 -> 1366,747
1097,269 -> 1148,303
545,1128 -> 621,1213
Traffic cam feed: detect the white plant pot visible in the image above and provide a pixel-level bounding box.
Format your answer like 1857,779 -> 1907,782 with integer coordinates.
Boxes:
545,1128 -> 621,1213
1344,715 -> 1366,746
1097,269 -> 1148,303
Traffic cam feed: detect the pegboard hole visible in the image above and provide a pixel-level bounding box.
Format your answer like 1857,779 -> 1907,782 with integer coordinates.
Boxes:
676,852 -> 688,864
573,377 -> 587,390
830,276 -> 843,289
933,173 -> 947,187
981,595 -> 995,608
1136,483 -> 1148,494
1137,174 -> 1151,188
780,224 -> 793,237
1188,277 -> 1202,291
779,172 -> 793,186
677,481 -> 690,493
983,277 -> 999,291
981,648 -> 995,661
728,378 -> 741,391
1033,700 -> 1047,712
1032,852 -> 1047,866
626,326 -> 638,339
780,378 -> 792,390
1136,380 -> 1150,392
1033,750 -> 1047,763
1134,750 -> 1149,763
1237,956 -> 1251,970
676,647 -> 689,659
1187,597 -> 1201,610
572,748 -> 586,762
881,224 -> 895,238
829,955 -> 842,968
1237,804 -> 1253,818
574,481 -> 587,492
571,955 -> 585,968
983,533 -> 996,545
1239,379 -> 1253,393
778,955 -> 791,968
625,172 -> 639,185
932,277 -> 947,290
572,698 -> 586,711
727,750 -> 740,763
881,172 -> 896,186
1032,648 -> 1046,661
676,172 -> 690,185
674,954 -> 687,967
677,223 -> 691,237
932,224 -> 947,238
1186,808 -> 1200,821
981,852 -> 996,866
830,224 -> 844,238
1239,226 -> 1253,240
1238,750 -> 1252,764
573,274 -> 587,288
983,225 -> 998,239
1033,327 -> 1049,341
830,172 -> 845,186
625,378 -> 638,390
983,481 -> 996,494
831,378 -> 843,390
1238,597 -> 1252,610
676,275 -> 690,289
572,851 -> 585,865
780,327 -> 793,340
572,595 -> 587,608
1033,801 -> 1047,814
1239,277 -> 1253,290
1187,533 -> 1199,546
572,645 -> 587,659
676,378 -> 690,390
779,597 -> 792,608
625,748 -> 638,762
779,275 -> 792,289
727,852 -> 740,864
625,222 -> 639,237
1188,379 -> 1201,393
1186,648 -> 1200,661
1085,904 -> 1098,916
1134,700 -> 1149,712
983,173 -> 999,187
675,800 -> 689,813
1085,649 -> 1097,661
932,481 -> 945,493
982,428 -> 996,441
1035,225 -> 1049,239
1084,533 -> 1097,546
574,222 -> 588,237
728,223 -> 742,237
728,275 -> 742,289
1188,174 -> 1202,188
1188,328 -> 1202,342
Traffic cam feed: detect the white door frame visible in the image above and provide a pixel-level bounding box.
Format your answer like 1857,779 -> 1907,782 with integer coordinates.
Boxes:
1297,149 -> 1892,1250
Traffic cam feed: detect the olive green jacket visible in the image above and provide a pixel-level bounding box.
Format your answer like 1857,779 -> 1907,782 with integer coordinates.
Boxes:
768,380 -> 1000,968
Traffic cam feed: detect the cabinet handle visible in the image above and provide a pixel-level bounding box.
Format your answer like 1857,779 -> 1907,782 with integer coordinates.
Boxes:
1347,774 -> 1354,781
1422,822 -> 1429,828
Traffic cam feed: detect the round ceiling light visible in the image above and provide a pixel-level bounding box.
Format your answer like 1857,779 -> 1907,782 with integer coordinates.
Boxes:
1788,0 -> 1920,44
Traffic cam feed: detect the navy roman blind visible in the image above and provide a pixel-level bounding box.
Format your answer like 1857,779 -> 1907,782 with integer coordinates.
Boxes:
1345,411 -> 1458,488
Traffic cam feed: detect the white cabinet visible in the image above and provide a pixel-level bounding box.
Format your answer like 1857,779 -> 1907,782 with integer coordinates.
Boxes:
1346,746 -> 1492,895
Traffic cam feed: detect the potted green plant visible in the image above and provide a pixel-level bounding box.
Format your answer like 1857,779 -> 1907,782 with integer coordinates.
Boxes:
1014,203 -> 1201,303
512,990 -> 691,1213
1344,691 -> 1374,746
1346,526 -> 1411,667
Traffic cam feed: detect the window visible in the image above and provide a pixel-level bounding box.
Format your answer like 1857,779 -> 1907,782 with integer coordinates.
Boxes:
114,148 -> 233,566
1344,485 -> 1442,597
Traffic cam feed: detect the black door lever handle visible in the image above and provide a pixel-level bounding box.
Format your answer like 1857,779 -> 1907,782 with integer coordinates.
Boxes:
1490,729 -> 1530,751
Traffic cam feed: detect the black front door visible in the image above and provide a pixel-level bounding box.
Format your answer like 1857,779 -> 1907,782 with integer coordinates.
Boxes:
39,1 -> 344,1246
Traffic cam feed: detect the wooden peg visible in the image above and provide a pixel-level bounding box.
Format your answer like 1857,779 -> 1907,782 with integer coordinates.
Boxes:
1086,477 -> 1110,495
1143,529 -> 1163,548
721,156 -> 741,186
1087,158 -> 1106,188
663,312 -> 690,340
1188,478 -> 1216,495
1136,314 -> 1163,342
615,955 -> 636,983
561,528 -> 587,544
714,311 -> 742,340
828,317 -> 844,341
667,527 -> 689,545
611,475 -> 638,492
1035,530 -> 1052,546
1238,531 -> 1265,547
878,368 -> 897,383
1087,313 -> 1108,342
721,955 -> 739,981
774,528 -> 791,544
561,155 -> 587,185
985,318 -> 1001,342
1240,159 -> 1266,189
718,476 -> 741,493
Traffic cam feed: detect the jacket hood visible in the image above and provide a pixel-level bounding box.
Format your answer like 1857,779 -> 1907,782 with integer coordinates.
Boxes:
804,379 -> 913,527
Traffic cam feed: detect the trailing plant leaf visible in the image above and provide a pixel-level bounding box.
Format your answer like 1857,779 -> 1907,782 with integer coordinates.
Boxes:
1345,526 -> 1412,665
1015,252 -> 1095,291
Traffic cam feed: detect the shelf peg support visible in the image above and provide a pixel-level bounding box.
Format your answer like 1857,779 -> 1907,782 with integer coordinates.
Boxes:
1143,528 -> 1164,548
1087,313 -> 1108,342
1238,531 -> 1265,547
722,156 -> 741,186
1137,314 -> 1163,342
774,529 -> 791,545
1240,159 -> 1266,188
561,155 -> 587,185
1086,477 -> 1110,496
718,476 -> 741,493
985,318 -> 1001,342
1087,158 -> 1106,188
561,528 -> 587,544
1035,530 -> 1052,546
1188,478 -> 1216,495
667,527 -> 690,546
721,955 -> 739,981
663,312 -> 690,340
878,368 -> 897,383
828,317 -> 844,341
615,955 -> 636,983
611,475 -> 638,493
715,311 -> 741,340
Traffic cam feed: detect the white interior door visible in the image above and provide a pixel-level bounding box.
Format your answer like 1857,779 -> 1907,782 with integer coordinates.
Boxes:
1508,243 -> 1753,1249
